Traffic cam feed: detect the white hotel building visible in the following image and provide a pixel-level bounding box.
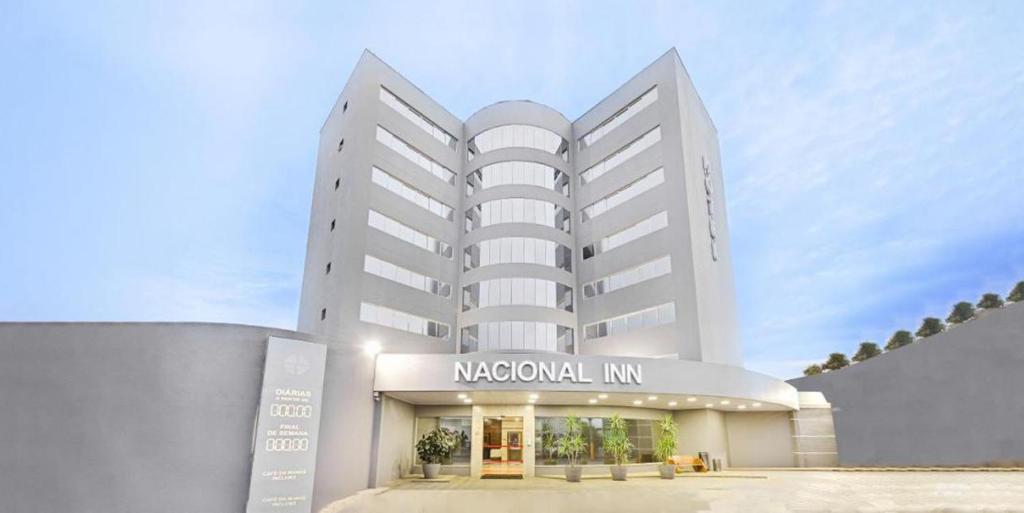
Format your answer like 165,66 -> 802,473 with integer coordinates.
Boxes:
298,49 -> 837,487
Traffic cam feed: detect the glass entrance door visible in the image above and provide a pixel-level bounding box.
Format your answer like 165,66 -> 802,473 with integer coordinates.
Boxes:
481,416 -> 524,478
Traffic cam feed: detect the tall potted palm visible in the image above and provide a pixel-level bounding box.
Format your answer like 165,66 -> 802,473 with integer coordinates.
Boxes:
654,414 -> 678,479
416,428 -> 456,479
540,421 -> 557,465
603,414 -> 633,481
555,414 -> 585,482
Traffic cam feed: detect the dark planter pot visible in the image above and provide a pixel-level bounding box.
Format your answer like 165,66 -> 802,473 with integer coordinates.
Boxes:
610,465 -> 627,481
659,464 -> 676,479
565,466 -> 583,483
423,463 -> 441,479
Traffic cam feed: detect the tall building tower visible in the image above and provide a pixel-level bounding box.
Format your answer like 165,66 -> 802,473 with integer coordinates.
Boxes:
299,48 -> 741,366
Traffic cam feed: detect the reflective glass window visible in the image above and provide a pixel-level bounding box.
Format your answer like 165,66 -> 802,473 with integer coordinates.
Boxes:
535,417 -> 657,464
461,322 -> 573,353
582,211 -> 668,259
367,210 -> 452,258
462,278 -> 573,312
581,168 -> 664,222
379,87 -> 457,149
371,167 -> 453,220
465,198 -> 571,233
364,255 -> 451,297
468,125 -> 568,160
578,87 -> 658,150
583,302 -> 675,341
375,126 -> 455,184
580,127 -> 661,185
466,161 -> 570,197
583,256 -> 671,298
359,302 -> 450,339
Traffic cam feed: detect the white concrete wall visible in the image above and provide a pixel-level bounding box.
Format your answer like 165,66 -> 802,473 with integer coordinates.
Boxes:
725,411 -> 795,467
674,409 -> 730,467
374,396 -> 416,485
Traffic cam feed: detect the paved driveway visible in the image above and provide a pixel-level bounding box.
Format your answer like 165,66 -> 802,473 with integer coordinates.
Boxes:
320,471 -> 1024,513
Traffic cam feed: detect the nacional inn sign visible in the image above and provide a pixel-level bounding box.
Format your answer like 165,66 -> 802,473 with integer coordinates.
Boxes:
454,360 -> 642,385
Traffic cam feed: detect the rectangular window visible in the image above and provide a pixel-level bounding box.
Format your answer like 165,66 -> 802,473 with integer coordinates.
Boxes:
359,302 -> 449,340
371,167 -> 453,220
582,211 -> 668,259
578,86 -> 658,150
581,167 -> 664,222
379,87 -> 457,149
364,255 -> 450,297
580,127 -> 661,185
367,210 -> 452,258
583,256 -> 671,298
583,302 -> 675,340
375,126 -> 455,184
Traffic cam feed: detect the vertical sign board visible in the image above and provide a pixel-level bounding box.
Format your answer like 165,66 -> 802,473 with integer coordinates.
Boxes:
246,337 -> 327,513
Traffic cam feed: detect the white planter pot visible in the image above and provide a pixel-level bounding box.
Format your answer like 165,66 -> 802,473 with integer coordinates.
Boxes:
610,465 -> 627,481
564,466 -> 583,482
659,464 -> 676,479
422,463 -> 441,479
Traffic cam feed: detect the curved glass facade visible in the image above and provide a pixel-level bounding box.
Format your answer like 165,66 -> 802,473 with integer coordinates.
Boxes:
466,161 -> 570,197
468,124 -> 568,159
465,198 -> 571,233
461,322 -> 574,354
463,237 -> 572,272
462,278 -> 573,312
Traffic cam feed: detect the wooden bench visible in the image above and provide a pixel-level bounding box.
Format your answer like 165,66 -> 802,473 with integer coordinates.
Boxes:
669,455 -> 708,473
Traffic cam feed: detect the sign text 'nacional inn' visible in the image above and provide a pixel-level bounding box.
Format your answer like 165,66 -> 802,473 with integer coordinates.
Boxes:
454,360 -> 642,385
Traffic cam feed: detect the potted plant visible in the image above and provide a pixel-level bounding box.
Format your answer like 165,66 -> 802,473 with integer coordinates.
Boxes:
654,414 -> 679,479
540,421 -> 557,465
416,427 -> 456,479
555,414 -> 585,482
603,414 -> 633,481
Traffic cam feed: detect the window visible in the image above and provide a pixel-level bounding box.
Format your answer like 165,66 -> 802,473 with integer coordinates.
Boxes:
464,198 -> 571,233
578,87 -> 658,150
416,417 -> 471,463
337,139 -> 344,152
580,127 -> 661,185
463,237 -> 571,272
468,124 -> 568,160
581,168 -> 664,222
342,101 -> 348,113
582,211 -> 668,259
466,161 -> 570,197
583,256 -> 671,298
379,87 -> 457,149
375,126 -> 455,184
330,219 -> 335,231
359,302 -> 449,339
334,178 -> 340,190
367,210 -> 452,258
325,262 -> 331,274
320,308 -> 326,320
583,302 -> 675,340
461,322 -> 573,353
462,278 -> 573,312
371,167 -> 453,220
364,255 -> 451,297
535,416 -> 658,464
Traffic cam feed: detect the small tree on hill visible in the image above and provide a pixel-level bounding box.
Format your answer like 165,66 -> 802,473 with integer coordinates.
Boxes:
977,293 -> 1004,310
1009,281 -> 1024,303
916,317 -> 945,338
803,364 -> 822,376
885,330 -> 914,351
852,342 -> 881,362
946,301 -> 975,324
822,352 -> 850,371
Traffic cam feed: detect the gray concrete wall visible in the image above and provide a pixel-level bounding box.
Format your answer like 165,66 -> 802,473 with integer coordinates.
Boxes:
0,322 -> 325,513
724,411 -> 794,467
789,302 -> 1024,466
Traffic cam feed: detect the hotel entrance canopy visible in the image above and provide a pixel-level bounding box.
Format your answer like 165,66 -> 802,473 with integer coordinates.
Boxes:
374,353 -> 800,410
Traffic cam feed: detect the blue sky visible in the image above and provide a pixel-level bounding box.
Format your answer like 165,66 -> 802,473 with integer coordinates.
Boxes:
2,1 -> 1022,378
